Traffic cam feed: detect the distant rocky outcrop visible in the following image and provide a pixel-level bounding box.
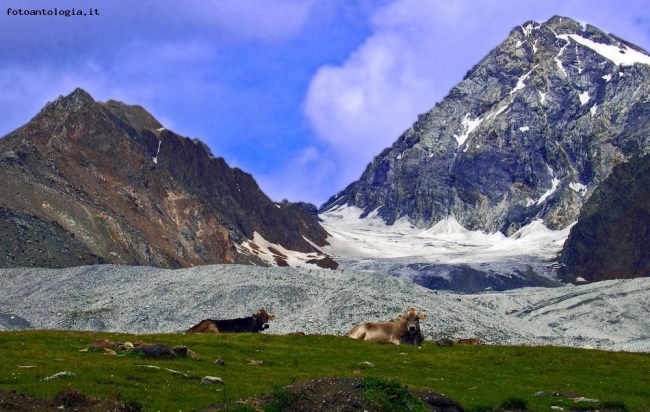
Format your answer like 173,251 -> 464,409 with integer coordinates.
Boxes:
559,155 -> 650,282
0,88 -> 329,268
321,16 -> 650,238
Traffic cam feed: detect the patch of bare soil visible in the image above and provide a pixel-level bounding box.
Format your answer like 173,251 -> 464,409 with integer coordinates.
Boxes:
0,387 -> 137,412
196,377 -> 466,412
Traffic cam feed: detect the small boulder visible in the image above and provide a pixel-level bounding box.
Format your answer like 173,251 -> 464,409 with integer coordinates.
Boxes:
201,376 -> 224,385
435,338 -> 454,347
574,397 -> 599,403
43,371 -> 75,381
132,343 -> 174,358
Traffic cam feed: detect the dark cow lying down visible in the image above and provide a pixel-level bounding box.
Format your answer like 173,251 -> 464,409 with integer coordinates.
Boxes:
348,307 -> 427,346
186,309 -> 276,333
133,343 -> 189,358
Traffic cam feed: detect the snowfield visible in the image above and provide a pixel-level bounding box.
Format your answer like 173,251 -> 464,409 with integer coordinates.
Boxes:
0,264 -> 649,352
317,206 -> 571,292
319,205 -> 571,264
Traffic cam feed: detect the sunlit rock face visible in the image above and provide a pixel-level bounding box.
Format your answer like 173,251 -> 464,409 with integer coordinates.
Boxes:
321,16 -> 650,236
0,88 -> 329,268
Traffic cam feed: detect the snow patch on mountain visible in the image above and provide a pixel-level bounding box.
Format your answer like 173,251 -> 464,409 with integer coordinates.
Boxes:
510,66 -> 536,95
570,182 -> 588,195
240,232 -> 326,268
557,33 -> 650,66
152,140 -> 162,164
454,114 -> 483,147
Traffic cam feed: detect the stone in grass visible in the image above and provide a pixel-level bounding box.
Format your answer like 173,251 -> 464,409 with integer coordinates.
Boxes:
43,371 -> 75,381
201,376 -> 224,385
573,397 -> 599,403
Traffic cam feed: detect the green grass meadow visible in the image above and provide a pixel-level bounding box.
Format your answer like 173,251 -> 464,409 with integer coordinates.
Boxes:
0,330 -> 649,411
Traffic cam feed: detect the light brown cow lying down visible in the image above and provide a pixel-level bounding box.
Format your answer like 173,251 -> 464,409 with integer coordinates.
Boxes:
348,307 -> 427,346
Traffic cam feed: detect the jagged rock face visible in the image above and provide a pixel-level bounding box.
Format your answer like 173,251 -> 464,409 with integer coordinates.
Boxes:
0,88 -> 328,268
559,155 -> 650,282
321,16 -> 650,235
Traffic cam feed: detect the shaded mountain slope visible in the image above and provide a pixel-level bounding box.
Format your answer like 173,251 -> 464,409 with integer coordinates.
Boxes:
559,155 -> 650,282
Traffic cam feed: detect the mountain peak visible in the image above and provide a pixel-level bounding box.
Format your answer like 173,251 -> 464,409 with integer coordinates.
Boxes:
53,87 -> 95,112
545,15 -> 583,32
322,16 -> 650,235
0,88 -> 331,269
32,88 -> 97,124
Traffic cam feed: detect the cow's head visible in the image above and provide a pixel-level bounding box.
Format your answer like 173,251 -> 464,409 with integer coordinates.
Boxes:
398,307 -> 427,335
253,308 -> 276,330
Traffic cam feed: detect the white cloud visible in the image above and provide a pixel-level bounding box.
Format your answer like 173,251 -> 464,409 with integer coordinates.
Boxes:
305,33 -> 429,157
304,1 -> 494,169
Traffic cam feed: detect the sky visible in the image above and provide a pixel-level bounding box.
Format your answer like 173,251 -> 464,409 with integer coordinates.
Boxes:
2,1 -> 650,207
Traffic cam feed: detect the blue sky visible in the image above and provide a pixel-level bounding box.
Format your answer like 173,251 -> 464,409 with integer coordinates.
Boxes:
2,0 -> 650,206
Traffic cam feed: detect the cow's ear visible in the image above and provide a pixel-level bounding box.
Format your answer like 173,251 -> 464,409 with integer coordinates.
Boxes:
397,313 -> 406,319
418,313 -> 428,320
268,313 -> 276,320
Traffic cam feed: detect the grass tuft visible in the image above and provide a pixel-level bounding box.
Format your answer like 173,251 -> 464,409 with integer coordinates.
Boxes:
264,384 -> 298,412
114,392 -> 145,412
600,400 -> 628,411
499,396 -> 528,410
53,384 -> 89,408
359,377 -> 430,412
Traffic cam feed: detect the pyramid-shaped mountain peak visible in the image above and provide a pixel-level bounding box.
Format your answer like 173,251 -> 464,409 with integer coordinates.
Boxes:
54,87 -> 95,111
321,16 -> 650,236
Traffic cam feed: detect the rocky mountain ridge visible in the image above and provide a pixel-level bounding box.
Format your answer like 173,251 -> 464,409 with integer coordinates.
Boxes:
321,16 -> 650,239
0,88 -> 329,268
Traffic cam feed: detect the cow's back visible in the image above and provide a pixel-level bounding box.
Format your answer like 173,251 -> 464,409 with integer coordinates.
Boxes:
186,319 -> 219,333
349,321 -> 405,345
348,324 -> 368,340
